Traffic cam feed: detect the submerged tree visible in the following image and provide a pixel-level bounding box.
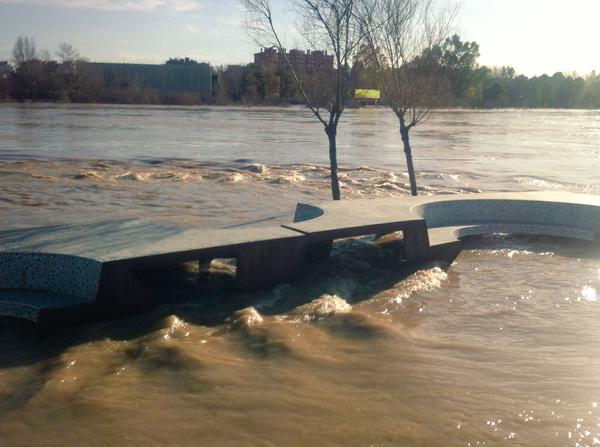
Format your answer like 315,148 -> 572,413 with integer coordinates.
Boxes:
359,0 -> 456,195
241,0 -> 363,200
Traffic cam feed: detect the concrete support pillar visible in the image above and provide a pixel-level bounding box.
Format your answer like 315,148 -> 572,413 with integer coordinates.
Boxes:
96,263 -> 155,313
236,238 -> 307,291
426,241 -> 463,266
403,221 -> 431,263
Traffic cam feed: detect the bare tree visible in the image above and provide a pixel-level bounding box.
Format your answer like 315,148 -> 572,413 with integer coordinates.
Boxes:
12,35 -> 37,65
359,0 -> 456,195
56,43 -> 80,63
39,49 -> 52,62
241,0 -> 363,200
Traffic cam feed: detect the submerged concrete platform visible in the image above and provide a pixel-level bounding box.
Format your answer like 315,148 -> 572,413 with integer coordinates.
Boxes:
0,220 -> 307,323
1,191 -> 599,324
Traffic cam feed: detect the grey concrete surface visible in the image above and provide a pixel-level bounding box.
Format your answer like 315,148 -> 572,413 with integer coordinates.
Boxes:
1,191 -> 599,324
0,221 -> 307,323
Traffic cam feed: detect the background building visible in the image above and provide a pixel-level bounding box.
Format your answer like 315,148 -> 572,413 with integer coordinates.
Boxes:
90,62 -> 213,96
254,47 -> 334,71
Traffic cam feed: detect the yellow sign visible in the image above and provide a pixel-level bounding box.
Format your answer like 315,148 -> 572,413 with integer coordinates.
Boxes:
355,89 -> 381,100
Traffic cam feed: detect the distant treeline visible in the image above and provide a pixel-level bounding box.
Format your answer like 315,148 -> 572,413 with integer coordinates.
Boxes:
1,35 -> 599,108
0,38 -> 210,105
215,36 -> 600,109
0,59 -> 208,105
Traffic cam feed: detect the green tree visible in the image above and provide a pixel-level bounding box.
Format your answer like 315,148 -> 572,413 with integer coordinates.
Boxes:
428,34 -> 479,100
482,81 -> 505,107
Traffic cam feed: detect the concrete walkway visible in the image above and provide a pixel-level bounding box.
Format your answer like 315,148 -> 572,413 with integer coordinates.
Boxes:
1,191 -> 599,324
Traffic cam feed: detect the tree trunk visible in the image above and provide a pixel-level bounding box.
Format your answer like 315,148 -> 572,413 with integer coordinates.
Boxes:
400,121 -> 418,196
326,125 -> 342,201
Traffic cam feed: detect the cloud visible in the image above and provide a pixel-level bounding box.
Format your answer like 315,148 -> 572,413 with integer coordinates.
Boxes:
0,0 -> 204,12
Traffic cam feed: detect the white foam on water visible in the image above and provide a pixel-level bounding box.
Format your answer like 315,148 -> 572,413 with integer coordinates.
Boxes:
73,171 -> 103,180
290,295 -> 352,322
240,163 -> 269,174
116,171 -> 149,181
217,172 -> 246,184
268,173 -> 306,184
229,307 -> 264,329
387,267 -> 449,305
362,267 -> 449,318
161,315 -> 188,340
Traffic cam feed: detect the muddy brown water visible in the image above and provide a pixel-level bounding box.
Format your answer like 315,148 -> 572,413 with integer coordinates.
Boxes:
0,104 -> 599,446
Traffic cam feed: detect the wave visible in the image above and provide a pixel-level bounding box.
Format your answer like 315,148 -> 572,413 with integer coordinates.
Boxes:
227,307 -> 264,330
288,295 -> 353,322
29,173 -> 57,181
18,197 -> 50,207
514,175 -> 600,194
239,163 -> 269,174
3,159 -> 598,232
217,172 -> 246,184
151,171 -> 193,182
161,315 -> 190,340
267,173 -> 306,184
115,171 -> 149,181
368,267 -> 449,307
73,171 -> 103,180
487,248 -> 555,259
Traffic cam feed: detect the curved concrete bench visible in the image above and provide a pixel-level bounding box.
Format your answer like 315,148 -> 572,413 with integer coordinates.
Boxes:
288,191 -> 600,263
0,252 -> 102,322
411,193 -> 600,261
1,191 -> 599,324
412,195 -> 600,235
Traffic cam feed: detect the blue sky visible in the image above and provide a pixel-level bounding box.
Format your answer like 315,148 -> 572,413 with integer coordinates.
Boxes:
0,0 -> 599,76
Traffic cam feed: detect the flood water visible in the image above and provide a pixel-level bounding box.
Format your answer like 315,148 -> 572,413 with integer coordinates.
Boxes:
0,104 -> 599,446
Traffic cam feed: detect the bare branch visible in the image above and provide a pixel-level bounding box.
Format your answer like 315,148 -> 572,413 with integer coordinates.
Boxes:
241,0 -> 364,200
357,0 -> 457,195
56,43 -> 80,63
12,35 -> 37,65
358,0 -> 456,123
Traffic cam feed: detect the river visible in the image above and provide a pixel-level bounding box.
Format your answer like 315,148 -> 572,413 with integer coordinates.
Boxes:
0,104 -> 599,446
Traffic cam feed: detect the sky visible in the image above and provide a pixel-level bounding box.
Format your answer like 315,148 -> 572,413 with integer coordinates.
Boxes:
0,0 -> 599,76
